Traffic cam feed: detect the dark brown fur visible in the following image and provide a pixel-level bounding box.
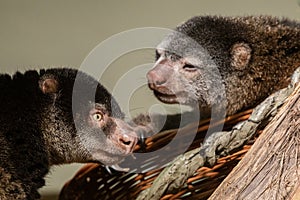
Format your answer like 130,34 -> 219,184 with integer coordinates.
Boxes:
0,68 -> 137,199
148,16 -> 300,116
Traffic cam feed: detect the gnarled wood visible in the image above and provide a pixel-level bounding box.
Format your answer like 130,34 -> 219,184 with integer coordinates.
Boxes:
209,84 -> 300,200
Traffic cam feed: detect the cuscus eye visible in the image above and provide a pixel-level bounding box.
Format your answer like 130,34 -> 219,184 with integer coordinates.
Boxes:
92,113 -> 103,121
155,50 -> 160,60
183,64 -> 197,71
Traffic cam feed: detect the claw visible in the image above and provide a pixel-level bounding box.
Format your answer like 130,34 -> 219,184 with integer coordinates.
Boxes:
110,164 -> 130,172
105,164 -> 130,174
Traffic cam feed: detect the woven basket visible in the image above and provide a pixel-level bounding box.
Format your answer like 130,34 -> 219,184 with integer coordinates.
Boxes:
59,109 -> 260,200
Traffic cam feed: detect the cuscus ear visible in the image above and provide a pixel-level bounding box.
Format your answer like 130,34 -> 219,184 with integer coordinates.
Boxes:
39,77 -> 59,94
230,42 -> 252,70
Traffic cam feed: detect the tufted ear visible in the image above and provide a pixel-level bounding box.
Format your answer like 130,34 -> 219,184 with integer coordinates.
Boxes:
39,78 -> 59,94
230,42 -> 252,70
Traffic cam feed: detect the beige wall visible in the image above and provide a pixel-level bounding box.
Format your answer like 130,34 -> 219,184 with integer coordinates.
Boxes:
0,0 -> 299,199
1,0 -> 299,71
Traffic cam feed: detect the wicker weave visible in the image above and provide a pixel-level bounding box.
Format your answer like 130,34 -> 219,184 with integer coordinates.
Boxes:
59,109 -> 260,200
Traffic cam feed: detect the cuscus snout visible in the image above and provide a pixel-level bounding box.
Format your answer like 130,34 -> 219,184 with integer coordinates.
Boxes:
113,119 -> 138,154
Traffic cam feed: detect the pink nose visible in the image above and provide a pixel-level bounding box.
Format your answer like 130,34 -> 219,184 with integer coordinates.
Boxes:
114,119 -> 138,153
118,133 -> 136,150
147,69 -> 167,89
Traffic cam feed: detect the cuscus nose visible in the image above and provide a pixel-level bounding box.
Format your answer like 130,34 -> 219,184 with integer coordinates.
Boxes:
114,119 -> 138,154
147,69 -> 167,89
118,132 -> 137,153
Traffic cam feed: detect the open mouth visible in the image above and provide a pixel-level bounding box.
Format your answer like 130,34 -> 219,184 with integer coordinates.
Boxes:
153,90 -> 179,104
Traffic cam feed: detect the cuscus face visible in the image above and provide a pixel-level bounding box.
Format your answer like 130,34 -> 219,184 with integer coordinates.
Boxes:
74,101 -> 138,166
147,30 -> 219,109
39,68 -> 138,167
147,16 -> 252,116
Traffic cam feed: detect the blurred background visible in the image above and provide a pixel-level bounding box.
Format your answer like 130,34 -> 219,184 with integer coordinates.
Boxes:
0,0 -> 299,199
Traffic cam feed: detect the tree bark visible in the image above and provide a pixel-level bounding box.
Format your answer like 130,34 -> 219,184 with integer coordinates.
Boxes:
209,84 -> 300,200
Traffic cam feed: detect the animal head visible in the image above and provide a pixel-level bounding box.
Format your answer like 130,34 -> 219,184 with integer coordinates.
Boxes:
39,68 -> 138,166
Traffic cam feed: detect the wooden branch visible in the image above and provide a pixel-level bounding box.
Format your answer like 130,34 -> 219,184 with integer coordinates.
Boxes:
209,84 -> 300,200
